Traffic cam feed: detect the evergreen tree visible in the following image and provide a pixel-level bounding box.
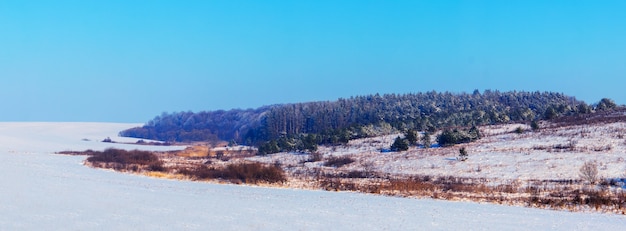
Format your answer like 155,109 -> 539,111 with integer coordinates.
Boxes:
301,134 -> 318,152
543,107 -> 558,120
469,126 -> 481,139
390,136 -> 409,151
596,98 -> 617,111
121,91 -> 587,146
421,132 -> 431,148
437,127 -> 482,147
530,120 -> 540,131
404,129 -> 418,145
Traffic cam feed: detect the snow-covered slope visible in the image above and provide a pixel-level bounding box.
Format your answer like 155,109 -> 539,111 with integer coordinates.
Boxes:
1,122 -> 625,230
252,122 -> 626,183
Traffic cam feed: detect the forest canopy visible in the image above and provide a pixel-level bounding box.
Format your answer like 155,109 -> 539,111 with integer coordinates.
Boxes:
120,90 -> 593,152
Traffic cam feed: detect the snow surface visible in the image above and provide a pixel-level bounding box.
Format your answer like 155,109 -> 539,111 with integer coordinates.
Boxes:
252,123 -> 626,185
1,122 -> 626,230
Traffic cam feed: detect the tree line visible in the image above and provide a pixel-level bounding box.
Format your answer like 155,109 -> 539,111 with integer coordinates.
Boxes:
121,90 -> 606,154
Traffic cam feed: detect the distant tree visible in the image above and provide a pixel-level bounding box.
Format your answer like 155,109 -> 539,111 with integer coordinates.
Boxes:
514,126 -> 524,134
469,126 -> 481,139
576,103 -> 592,114
120,91 -> 585,148
579,161 -> 598,184
258,140 -> 280,155
543,107 -> 558,120
422,132 -> 432,149
530,120 -> 540,131
300,134 -> 318,153
458,147 -> 468,161
596,98 -> 617,111
404,129 -> 418,145
390,136 -> 409,152
437,129 -> 474,147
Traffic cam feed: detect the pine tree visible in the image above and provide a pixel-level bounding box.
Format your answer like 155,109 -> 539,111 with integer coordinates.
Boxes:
422,132 -> 431,148
530,120 -> 540,131
390,136 -> 409,151
404,129 -> 418,145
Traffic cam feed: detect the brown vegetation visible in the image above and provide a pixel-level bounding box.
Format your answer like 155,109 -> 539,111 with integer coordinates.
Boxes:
176,145 -> 256,159
68,148 -> 284,185
77,149 -> 167,172
178,163 -> 286,184
315,172 -> 626,213
323,156 -> 355,167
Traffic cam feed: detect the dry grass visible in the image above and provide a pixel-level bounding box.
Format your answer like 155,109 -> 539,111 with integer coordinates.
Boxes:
314,172 -> 626,214
144,171 -> 188,180
177,162 -> 286,184
176,145 -> 210,158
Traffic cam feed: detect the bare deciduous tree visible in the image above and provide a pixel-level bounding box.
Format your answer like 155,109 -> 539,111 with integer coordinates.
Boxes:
579,161 -> 599,184
362,161 -> 375,178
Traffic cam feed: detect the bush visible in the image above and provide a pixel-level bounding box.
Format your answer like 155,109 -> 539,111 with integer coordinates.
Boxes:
531,121 -> 540,131
458,147 -> 468,161
86,148 -> 160,166
422,132 -> 431,148
437,129 -> 479,147
147,161 -> 167,172
390,136 -> 409,151
225,163 -> 286,184
324,156 -> 355,168
307,152 -> 323,162
596,98 -> 617,111
179,165 -> 220,179
180,163 -> 286,184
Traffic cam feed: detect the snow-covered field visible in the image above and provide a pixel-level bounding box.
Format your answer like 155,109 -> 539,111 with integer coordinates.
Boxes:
253,122 -> 626,185
1,122 -> 626,230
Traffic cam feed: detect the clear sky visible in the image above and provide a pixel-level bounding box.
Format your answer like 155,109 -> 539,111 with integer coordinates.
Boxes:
1,1 -> 625,122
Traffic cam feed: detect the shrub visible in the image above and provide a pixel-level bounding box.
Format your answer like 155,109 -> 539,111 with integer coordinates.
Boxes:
390,136 -> 409,151
147,161 -> 167,172
531,120 -> 540,131
437,128 -> 479,147
596,98 -> 617,111
324,156 -> 355,168
86,148 -> 160,166
308,152 -> 323,162
457,147 -> 468,161
421,132 -> 431,148
180,163 -> 286,184
179,165 -> 220,179
225,163 -> 286,184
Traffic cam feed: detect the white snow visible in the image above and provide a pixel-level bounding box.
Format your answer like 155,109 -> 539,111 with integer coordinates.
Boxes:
257,123 -> 626,184
1,122 -> 626,230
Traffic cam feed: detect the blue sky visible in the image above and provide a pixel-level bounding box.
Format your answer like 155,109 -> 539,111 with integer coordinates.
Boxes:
1,1 -> 625,122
